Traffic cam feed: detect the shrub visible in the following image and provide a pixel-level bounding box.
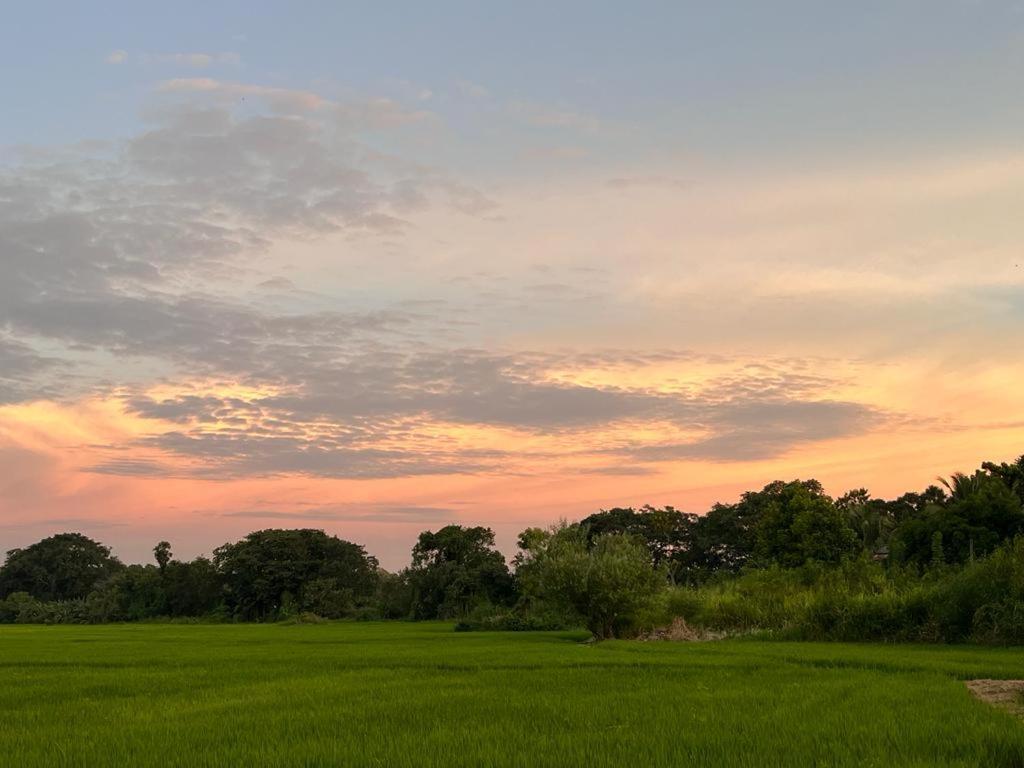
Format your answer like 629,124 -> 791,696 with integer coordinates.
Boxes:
516,524 -> 665,639
653,538 -> 1024,645
454,604 -> 574,632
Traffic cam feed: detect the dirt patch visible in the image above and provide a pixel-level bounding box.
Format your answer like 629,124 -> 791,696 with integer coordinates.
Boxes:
966,679 -> 1024,717
640,617 -> 725,642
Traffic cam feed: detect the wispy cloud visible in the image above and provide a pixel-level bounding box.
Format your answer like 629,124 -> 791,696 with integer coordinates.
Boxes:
219,505 -> 456,523
158,78 -> 328,112
507,100 -> 603,133
144,52 -> 241,68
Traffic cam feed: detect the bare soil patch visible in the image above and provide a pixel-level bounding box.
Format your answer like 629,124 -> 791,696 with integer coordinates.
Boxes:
966,679 -> 1024,718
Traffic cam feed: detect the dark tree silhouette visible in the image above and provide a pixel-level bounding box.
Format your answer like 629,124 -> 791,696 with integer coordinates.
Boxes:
0,533 -> 123,601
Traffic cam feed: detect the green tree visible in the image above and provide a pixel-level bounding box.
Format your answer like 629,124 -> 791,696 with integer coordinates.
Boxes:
982,455 -> 1024,505
516,524 -> 664,639
85,565 -> 164,621
213,529 -> 378,620
835,489 -> 896,552
580,505 -> 696,582
375,570 -> 414,619
407,526 -> 514,619
153,541 -> 172,573
685,501 -> 756,576
938,472 -> 984,501
162,557 -> 222,617
891,474 -> 1024,567
751,481 -> 858,567
0,533 -> 123,601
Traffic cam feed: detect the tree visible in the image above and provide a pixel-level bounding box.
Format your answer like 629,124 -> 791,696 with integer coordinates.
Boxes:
375,570 -> 414,619
684,480 -> 857,574
82,555 -> 223,621
516,524 -> 663,639
835,489 -> 896,552
938,472 -> 984,501
0,533 -> 123,601
407,526 -> 514,619
886,486 -> 948,523
153,541 -> 172,573
982,455 -> 1024,505
685,501 -> 757,576
750,481 -> 858,567
580,505 -> 696,582
85,565 -> 164,622
161,557 -> 222,617
213,529 -> 379,620
890,474 -> 1024,567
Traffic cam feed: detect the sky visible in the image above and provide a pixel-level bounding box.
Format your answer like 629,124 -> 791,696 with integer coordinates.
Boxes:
2,1 -> 1024,569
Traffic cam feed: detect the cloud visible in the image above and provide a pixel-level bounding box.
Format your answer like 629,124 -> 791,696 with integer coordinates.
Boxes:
574,465 -> 659,476
0,95 -> 493,376
219,504 -> 455,523
0,79 -> 894,486
618,399 -> 885,462
159,78 -> 328,112
91,349 -> 885,479
85,458 -> 173,477
0,337 -> 58,404
141,431 -> 500,479
144,52 -> 241,68
606,175 -> 689,190
157,79 -> 434,129
34,518 -> 126,529
508,100 -> 602,133
107,51 -> 241,68
456,80 -> 490,99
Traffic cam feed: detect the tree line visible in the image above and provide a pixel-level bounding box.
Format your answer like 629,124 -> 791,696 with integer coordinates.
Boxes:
2,453 -> 1023,642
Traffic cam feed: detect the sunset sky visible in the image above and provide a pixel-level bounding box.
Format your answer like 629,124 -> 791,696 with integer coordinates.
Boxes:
2,1 -> 1024,568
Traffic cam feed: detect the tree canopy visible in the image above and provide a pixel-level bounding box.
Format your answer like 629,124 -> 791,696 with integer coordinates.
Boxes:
407,525 -> 514,619
516,524 -> 664,639
213,529 -> 379,620
0,533 -> 123,601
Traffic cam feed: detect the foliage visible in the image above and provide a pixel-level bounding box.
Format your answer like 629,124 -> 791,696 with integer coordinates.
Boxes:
660,538 -> 1024,644
0,533 -> 123,602
406,525 -> 514,619
516,524 -> 664,638
580,506 -> 695,581
453,603 -> 572,632
153,541 -> 173,572
887,472 -> 1024,568
982,455 -> 1024,505
213,529 -> 379,620
748,480 -> 858,567
0,592 -> 88,624
374,570 -> 414,619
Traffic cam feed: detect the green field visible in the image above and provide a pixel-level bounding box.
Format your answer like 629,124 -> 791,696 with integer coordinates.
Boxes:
3,623 -> 1024,766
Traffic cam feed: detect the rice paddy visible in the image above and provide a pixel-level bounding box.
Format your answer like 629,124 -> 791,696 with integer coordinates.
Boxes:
3,622 -> 1024,766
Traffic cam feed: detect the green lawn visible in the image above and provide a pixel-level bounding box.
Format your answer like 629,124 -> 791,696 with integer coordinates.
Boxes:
2,623 -> 1024,766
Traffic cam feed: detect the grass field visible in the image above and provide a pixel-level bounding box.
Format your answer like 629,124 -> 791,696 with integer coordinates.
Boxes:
3,623 -> 1024,766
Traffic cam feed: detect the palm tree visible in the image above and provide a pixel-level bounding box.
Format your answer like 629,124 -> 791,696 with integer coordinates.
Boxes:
937,471 -> 984,501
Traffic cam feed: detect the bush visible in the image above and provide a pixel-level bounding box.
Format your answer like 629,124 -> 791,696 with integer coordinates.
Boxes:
0,592 -> 88,624
653,539 -> 1024,645
453,604 -> 574,632
516,525 -> 665,639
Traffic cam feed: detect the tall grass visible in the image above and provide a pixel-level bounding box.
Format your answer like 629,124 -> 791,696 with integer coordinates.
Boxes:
659,538 -> 1024,644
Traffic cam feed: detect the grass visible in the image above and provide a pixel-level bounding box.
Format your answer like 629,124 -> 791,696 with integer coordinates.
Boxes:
3,623 -> 1024,766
